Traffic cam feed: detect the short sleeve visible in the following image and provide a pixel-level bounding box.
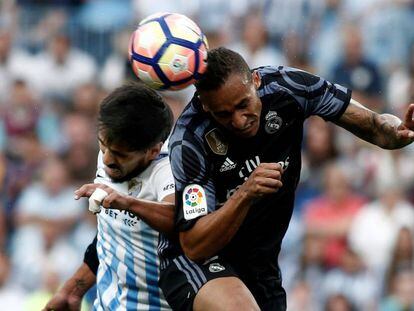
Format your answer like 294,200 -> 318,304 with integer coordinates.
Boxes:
259,66 -> 352,121
169,130 -> 217,231
83,235 -> 98,275
150,157 -> 176,202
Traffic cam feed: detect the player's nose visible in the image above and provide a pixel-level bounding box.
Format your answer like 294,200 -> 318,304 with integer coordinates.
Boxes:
231,113 -> 248,130
102,150 -> 115,167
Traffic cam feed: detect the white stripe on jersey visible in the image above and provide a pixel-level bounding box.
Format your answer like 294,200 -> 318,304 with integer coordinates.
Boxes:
93,152 -> 174,311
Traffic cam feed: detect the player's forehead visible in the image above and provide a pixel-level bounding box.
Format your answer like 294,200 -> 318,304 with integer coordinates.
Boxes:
200,73 -> 252,111
98,132 -> 132,154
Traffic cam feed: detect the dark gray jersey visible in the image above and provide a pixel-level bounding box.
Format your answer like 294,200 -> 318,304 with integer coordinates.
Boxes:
159,66 -> 351,275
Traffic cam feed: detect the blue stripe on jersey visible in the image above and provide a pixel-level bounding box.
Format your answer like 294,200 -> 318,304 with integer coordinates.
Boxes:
123,226 -> 139,310
95,233 -> 106,310
96,222 -> 114,308
142,223 -> 161,311
102,222 -> 122,310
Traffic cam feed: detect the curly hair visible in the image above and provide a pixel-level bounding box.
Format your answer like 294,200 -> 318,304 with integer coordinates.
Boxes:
98,82 -> 173,151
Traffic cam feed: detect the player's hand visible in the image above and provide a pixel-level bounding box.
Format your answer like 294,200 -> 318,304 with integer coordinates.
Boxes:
241,163 -> 283,200
75,183 -> 129,210
397,103 -> 414,139
42,290 -> 81,311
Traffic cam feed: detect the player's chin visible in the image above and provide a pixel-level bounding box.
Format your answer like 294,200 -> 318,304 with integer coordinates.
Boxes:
234,122 -> 259,138
105,168 -> 125,182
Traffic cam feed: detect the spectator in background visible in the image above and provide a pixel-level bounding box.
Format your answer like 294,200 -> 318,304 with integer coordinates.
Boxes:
282,31 -> 313,73
321,247 -> 378,310
387,42 -> 414,117
230,10 -> 286,69
380,267 -> 414,311
60,112 -> 97,185
309,0 -> 343,77
304,161 -> 366,267
0,0 -> 18,32
24,9 -> 68,54
11,156 -> 86,291
100,29 -> 135,91
0,29 -> 36,102
360,0 -> 414,73
262,0 -> 324,45
0,203 -> 6,253
2,80 -> 39,144
34,32 -> 97,98
296,116 -> 338,214
291,233 -> 327,309
2,132 -> 45,223
324,294 -> 356,311
331,25 -> 384,112
349,184 -> 414,274
71,83 -> 101,120
194,0 -> 249,38
384,227 -> 414,294
203,29 -> 228,50
288,280 -> 317,311
0,253 -> 25,311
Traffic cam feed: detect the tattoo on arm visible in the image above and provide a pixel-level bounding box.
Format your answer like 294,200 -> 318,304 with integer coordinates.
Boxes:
75,278 -> 87,291
335,99 -> 404,149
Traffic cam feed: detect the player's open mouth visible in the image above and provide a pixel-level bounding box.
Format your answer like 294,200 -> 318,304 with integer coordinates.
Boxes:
240,120 -> 256,133
105,167 -> 122,176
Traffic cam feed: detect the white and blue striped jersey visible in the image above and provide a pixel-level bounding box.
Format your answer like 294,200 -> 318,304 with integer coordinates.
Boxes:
93,151 -> 174,311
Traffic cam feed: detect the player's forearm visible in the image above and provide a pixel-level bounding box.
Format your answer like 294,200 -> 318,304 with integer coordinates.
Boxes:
125,197 -> 175,235
336,99 -> 411,149
60,263 -> 96,298
180,188 -> 254,262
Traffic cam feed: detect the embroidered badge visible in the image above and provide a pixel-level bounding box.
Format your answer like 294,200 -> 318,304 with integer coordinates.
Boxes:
128,179 -> 142,197
205,128 -> 228,155
183,184 -> 208,220
265,111 -> 283,134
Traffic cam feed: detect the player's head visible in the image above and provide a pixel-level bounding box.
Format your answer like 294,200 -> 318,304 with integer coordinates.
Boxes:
195,47 -> 262,138
98,82 -> 173,182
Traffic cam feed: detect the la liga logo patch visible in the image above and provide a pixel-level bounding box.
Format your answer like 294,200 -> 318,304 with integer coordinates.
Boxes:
183,184 -> 207,220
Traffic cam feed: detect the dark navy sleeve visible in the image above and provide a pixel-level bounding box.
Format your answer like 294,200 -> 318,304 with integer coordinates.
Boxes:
258,66 -> 352,121
83,235 -> 98,275
169,127 -> 217,232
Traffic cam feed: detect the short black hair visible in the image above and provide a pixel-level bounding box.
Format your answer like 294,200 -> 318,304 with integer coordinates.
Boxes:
98,82 -> 173,151
195,47 -> 251,92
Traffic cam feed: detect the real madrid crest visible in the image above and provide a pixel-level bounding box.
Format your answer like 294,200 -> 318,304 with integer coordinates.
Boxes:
265,111 -> 283,134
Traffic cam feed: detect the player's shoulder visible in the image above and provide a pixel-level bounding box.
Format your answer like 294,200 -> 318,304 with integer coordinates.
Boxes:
140,153 -> 171,181
257,65 -> 323,99
170,95 -> 212,149
257,65 -> 316,87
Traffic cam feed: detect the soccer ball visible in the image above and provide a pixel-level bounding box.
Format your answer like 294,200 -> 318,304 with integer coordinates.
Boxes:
129,12 -> 209,90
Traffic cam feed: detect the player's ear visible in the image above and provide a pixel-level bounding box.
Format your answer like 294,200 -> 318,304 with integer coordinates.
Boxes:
252,71 -> 261,89
198,94 -> 209,112
146,142 -> 162,161
201,102 -> 209,112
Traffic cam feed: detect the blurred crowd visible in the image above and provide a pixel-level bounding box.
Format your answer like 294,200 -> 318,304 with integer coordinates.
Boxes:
1,0 -> 414,310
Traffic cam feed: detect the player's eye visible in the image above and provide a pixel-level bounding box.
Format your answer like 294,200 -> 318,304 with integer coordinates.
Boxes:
236,99 -> 249,110
214,111 -> 231,119
99,144 -> 106,154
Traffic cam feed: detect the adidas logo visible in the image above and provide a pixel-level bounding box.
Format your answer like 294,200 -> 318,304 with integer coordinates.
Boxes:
219,157 -> 236,172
